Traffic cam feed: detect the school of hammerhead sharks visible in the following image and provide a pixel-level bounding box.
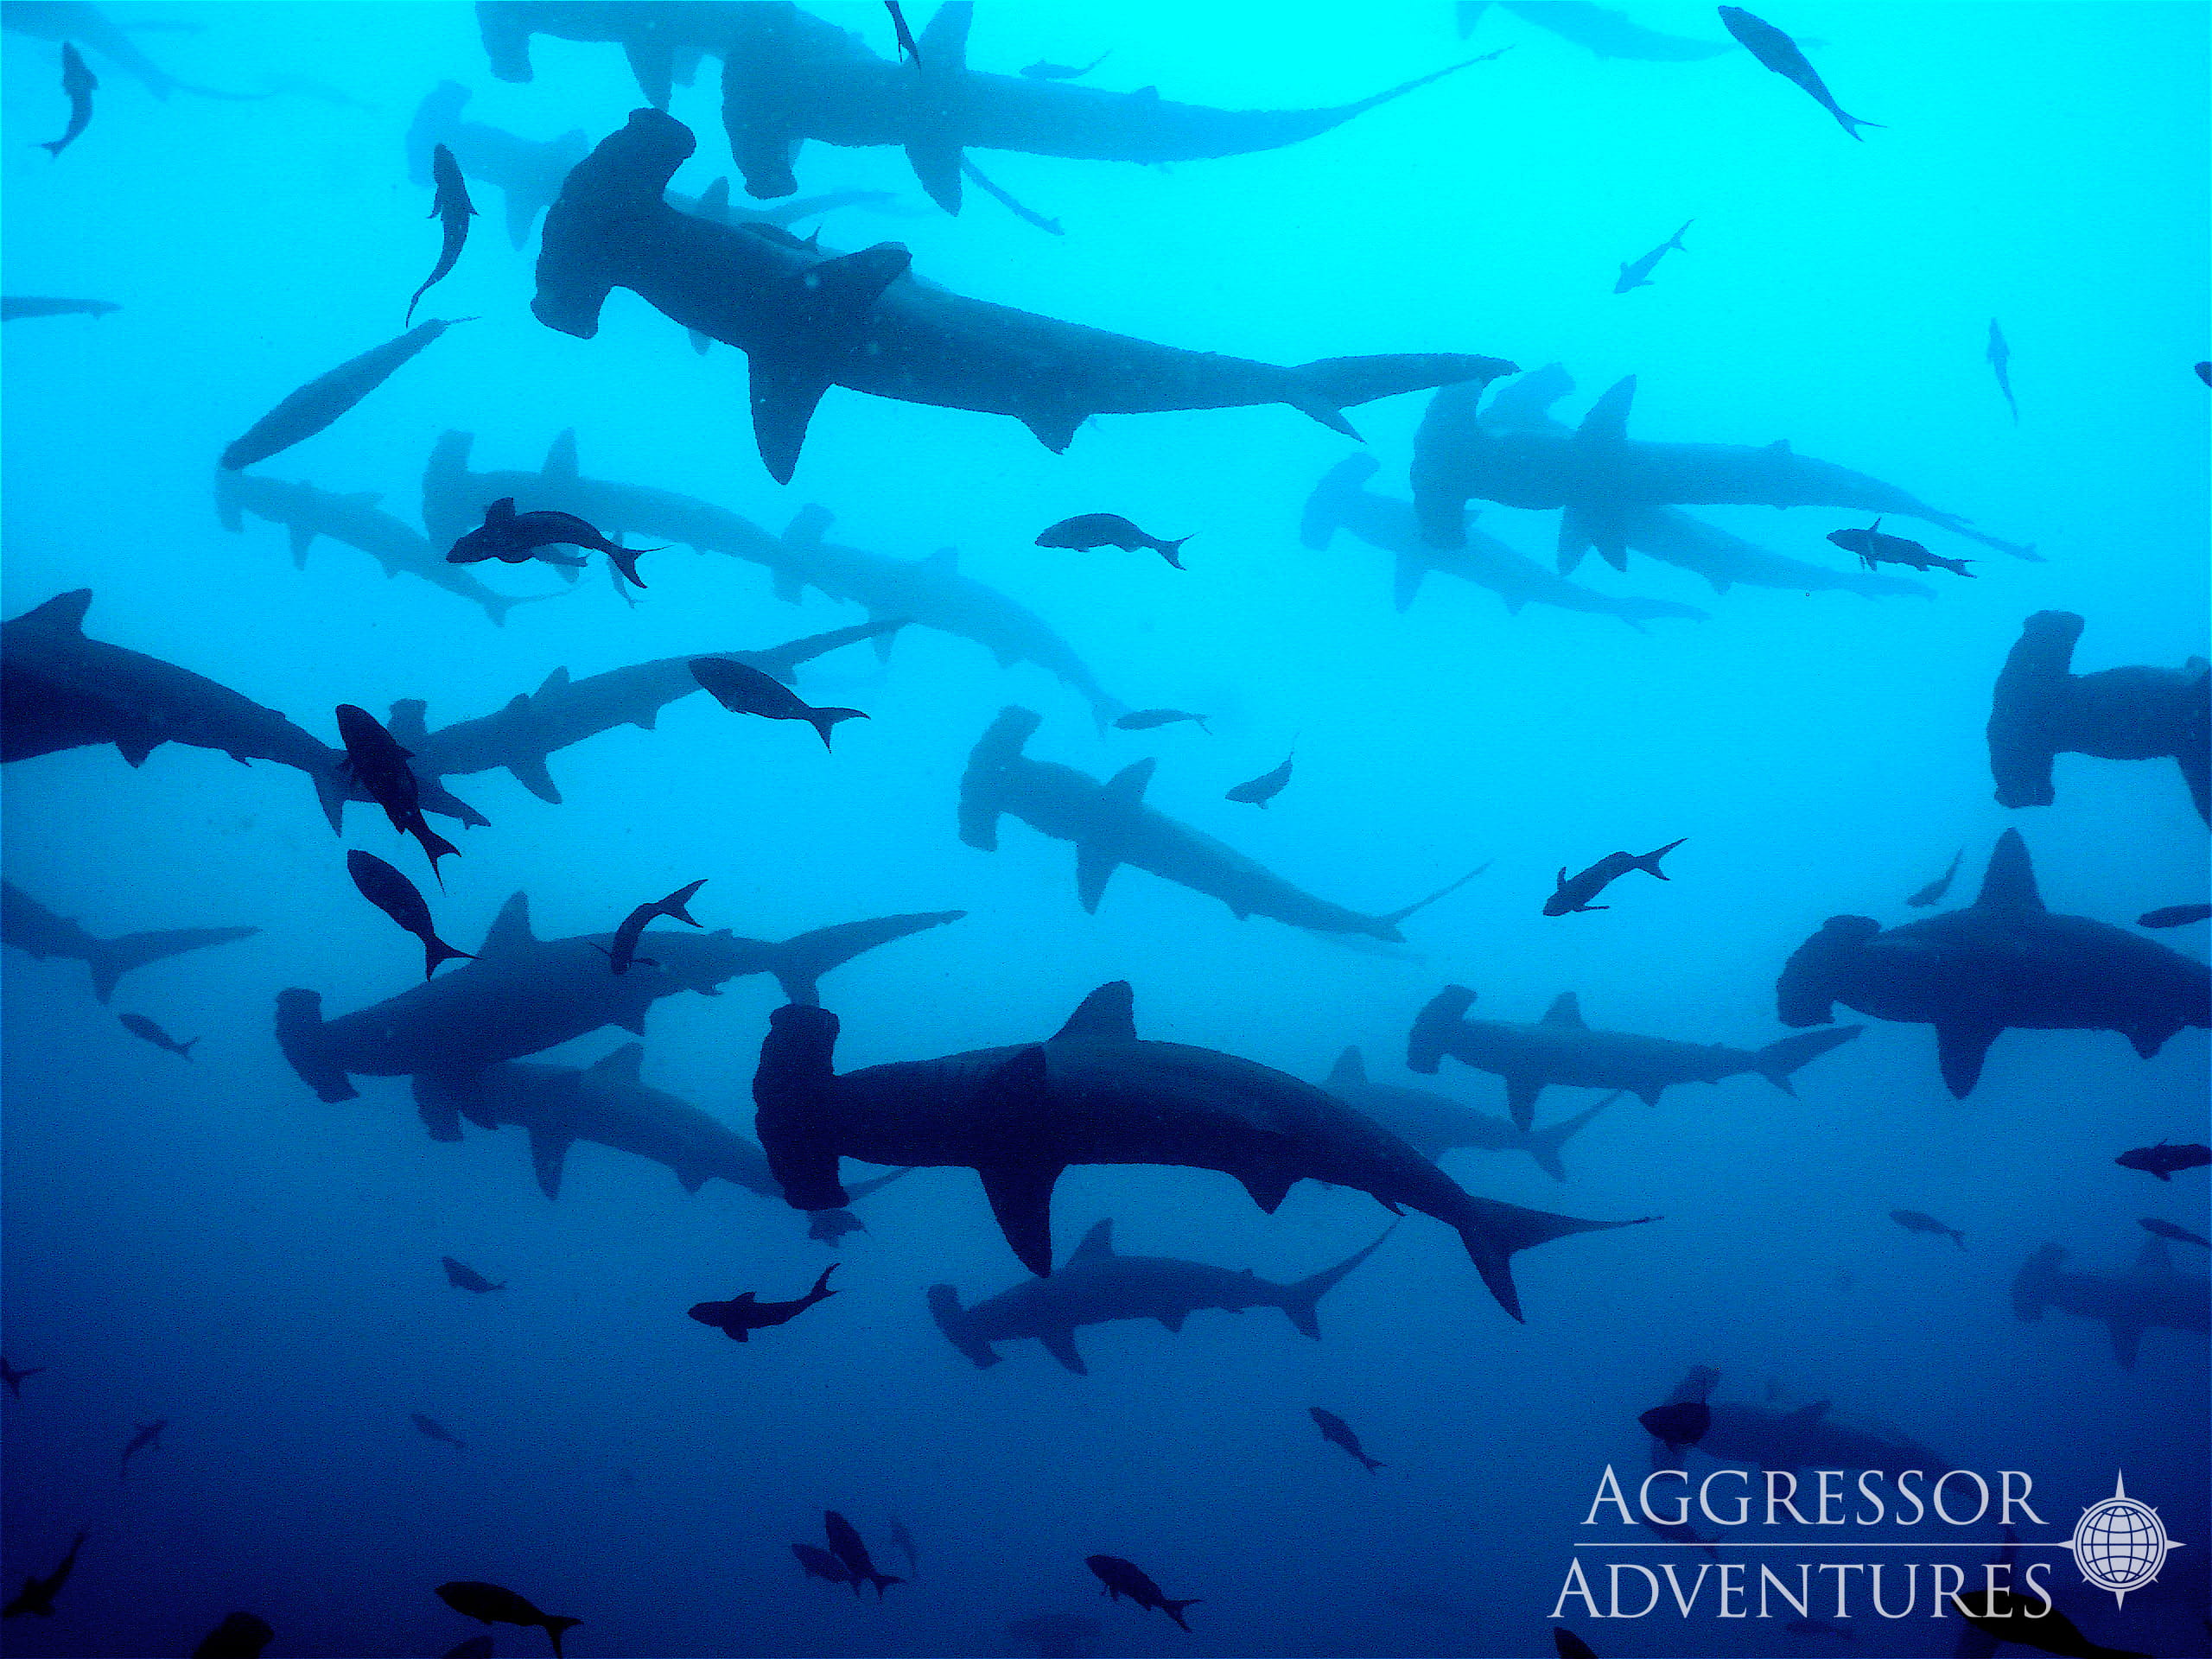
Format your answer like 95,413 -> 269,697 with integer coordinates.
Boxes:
3,1 -> 2209,1656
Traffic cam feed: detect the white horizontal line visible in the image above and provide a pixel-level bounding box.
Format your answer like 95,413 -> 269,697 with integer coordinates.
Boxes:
1573,1542 -> 2071,1548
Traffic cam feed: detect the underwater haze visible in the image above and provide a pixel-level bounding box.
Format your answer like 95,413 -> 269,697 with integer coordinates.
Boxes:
2,3 -> 2207,1657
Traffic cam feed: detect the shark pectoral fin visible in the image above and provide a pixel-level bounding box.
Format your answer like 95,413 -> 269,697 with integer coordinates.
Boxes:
2107,1319 -> 2144,1370
979,1160 -> 1065,1278
1020,405 -> 1085,453
528,1128 -> 575,1199
286,524 -> 316,569
1935,1022 -> 2003,1098
747,357 -> 836,485
1156,1310 -> 1187,1333
1391,554 -> 1428,613
1074,842 -> 1122,914
1504,1074 -> 1542,1132
507,755 -> 563,804
904,136 -> 964,215
500,191 -> 536,251
1554,510 -> 1592,575
1038,1325 -> 1088,1374
411,1077 -> 466,1142
1236,1167 -> 1295,1214
687,327 -> 713,356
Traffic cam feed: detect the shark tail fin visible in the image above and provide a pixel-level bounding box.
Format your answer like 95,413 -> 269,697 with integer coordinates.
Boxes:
1407,984 -> 1478,1074
806,707 -> 869,751
2011,1243 -> 2065,1322
1753,1025 -> 1863,1096
1523,1091 -> 1618,1181
1299,455 -> 1382,550
1372,861 -> 1490,938
1280,1225 -> 1395,1338
761,910 -> 965,1006
1456,1198 -> 1662,1322
1162,1599 -> 1200,1632
275,988 -> 357,1102
88,925 -> 259,1004
541,1615 -> 582,1658
1288,353 -> 1516,437
925,1284 -> 1001,1367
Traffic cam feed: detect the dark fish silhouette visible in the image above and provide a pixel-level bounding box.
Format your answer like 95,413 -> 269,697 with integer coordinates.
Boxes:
411,1411 -> 466,1450
2140,1217 -> 2211,1250
690,658 -> 866,750
1021,53 -> 1110,80
1907,849 -> 1963,907
348,851 -> 474,978
1718,6 -> 1878,139
1637,1400 -> 1710,1448
792,1542 -> 856,1588
1614,219 -> 1689,293
605,879 -> 708,975
1086,1555 -> 1197,1630
118,1012 -> 194,1059
441,1256 -> 505,1293
1113,709 -> 1208,733
1826,519 -> 1974,577
448,497 -> 662,589
1891,1208 -> 1965,1249
1948,1588 -> 2147,1659
191,1612 -> 275,1658
406,81 -> 591,251
2013,1237 -> 2209,1370
336,704 -> 461,883
1225,748 -> 1294,807
688,1262 -> 838,1342
2139,904 -> 2210,929
1546,839 -> 1684,915
435,1582 -> 581,1656
823,1511 -> 901,1597
1,1358 -> 46,1396
118,1417 -> 167,1479
1986,319 -> 2019,423
1309,1406 -> 1382,1471
408,143 -> 477,326
40,41 -> 96,155
2,295 -> 118,321
2116,1142 -> 2210,1181
2,1530 -> 86,1618
1035,514 -> 1191,569
220,320 -> 468,472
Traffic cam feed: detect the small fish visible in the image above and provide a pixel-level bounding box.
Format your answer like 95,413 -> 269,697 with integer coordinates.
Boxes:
408,143 -> 478,327
1,296 -> 119,321
41,42 -> 97,156
448,498 -> 662,589
1225,747 -> 1294,807
885,1518 -> 918,1579
442,1640 -> 496,1659
119,1418 -> 168,1480
2,1530 -> 86,1618
1890,1208 -> 1965,1249
2115,1142 -> 2210,1182
1546,839 -> 1685,915
2139,903 -> 2211,929
1614,220 -> 1691,294
1986,319 -> 2019,424
335,704 -> 461,884
690,658 -> 867,750
1554,1631 -> 1599,1659
1,1359 -> 46,1396
347,850 -> 474,977
2139,1217 -> 2211,1249
192,1612 -> 275,1658
1035,514 -> 1191,569
688,1263 -> 840,1343
1906,849 -> 1963,907
1637,1401 -> 1711,1447
220,319 -> 468,472
1020,53 -> 1111,80
1086,1555 -> 1198,1631
1825,519 -> 1973,577
118,1012 -> 195,1059
441,1256 -> 505,1294
411,1411 -> 466,1450
603,878 -> 708,975
1948,1588 -> 2147,1659
792,1542 -> 856,1588
1718,7 -> 1880,139
435,1582 -> 582,1657
1308,1406 -> 1383,1471
1113,709 -> 1210,734
824,1511 -> 903,1597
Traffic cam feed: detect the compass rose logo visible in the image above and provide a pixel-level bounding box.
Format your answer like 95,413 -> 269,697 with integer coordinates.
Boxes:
2064,1472 -> 2183,1607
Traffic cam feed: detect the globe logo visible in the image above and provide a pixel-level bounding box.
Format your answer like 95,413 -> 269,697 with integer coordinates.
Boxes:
2066,1473 -> 2183,1607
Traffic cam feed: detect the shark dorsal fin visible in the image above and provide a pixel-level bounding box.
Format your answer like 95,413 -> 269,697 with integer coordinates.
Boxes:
1972,830 -> 2044,912
1066,1218 -> 1116,1264
1575,377 -> 1636,443
543,430 -> 580,480
1327,1046 -> 1366,1086
925,545 -> 958,572
588,1043 -> 645,1083
386,698 -> 431,747
1541,993 -> 1586,1027
1103,759 -> 1155,804
784,505 -> 834,549
537,666 -> 571,696
1786,1401 -> 1832,1423
487,496 -> 517,524
16,589 -> 93,632
729,1291 -> 755,1304
700,177 -> 731,217
1054,981 -> 1137,1044
480,893 -> 537,957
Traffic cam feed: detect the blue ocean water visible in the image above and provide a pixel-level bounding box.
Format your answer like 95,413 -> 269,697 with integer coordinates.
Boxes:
2,3 -> 2206,1656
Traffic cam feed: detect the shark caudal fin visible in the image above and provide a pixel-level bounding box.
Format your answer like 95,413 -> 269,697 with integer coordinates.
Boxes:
1407,984 -> 1478,1073
1456,1197 -> 1661,1322
1752,1024 -> 1864,1095
958,707 -> 1044,851
1287,353 -> 1518,438
925,1284 -> 1002,1367
274,988 -> 357,1102
87,925 -> 259,1004
1278,1226 -> 1395,1338
1522,1092 -> 1619,1181
1299,455 -> 1382,552
760,910 -> 964,1005
1369,862 -> 1491,940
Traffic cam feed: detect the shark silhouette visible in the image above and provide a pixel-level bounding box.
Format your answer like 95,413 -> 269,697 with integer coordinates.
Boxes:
2,881 -> 257,1003
2012,1237 -> 2209,1370
1645,1366 -> 1952,1475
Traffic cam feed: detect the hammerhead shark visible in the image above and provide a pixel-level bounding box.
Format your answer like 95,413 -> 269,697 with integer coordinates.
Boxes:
1410,371 -> 2036,566
2012,1236 -> 2209,1370
2,881 -> 257,1003
960,707 -> 1484,941
420,432 -> 1130,726
1408,986 -> 1863,1128
276,892 -> 962,1103
1986,610 -> 2209,823
926,1218 -> 1390,1373
532,108 -> 1514,482
1319,1047 -> 1613,1180
1777,831 -> 2209,1097
751,981 -> 1658,1319
1457,3 -> 1728,60
1645,1367 -> 1951,1475
407,81 -> 590,251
